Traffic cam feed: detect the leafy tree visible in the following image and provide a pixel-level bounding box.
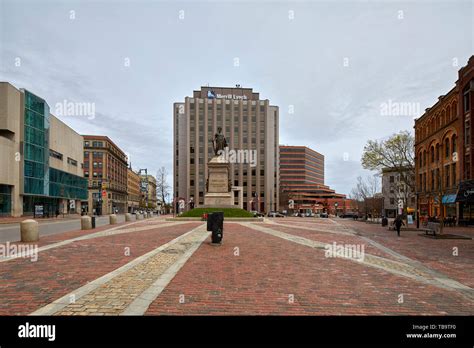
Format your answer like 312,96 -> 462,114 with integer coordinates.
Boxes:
361,131 -> 415,220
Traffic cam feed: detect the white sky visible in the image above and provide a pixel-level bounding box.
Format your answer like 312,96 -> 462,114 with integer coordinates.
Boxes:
1,0 -> 473,195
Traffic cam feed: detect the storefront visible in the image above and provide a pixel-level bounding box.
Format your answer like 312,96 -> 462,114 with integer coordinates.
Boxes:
442,194 -> 457,218
455,180 -> 474,224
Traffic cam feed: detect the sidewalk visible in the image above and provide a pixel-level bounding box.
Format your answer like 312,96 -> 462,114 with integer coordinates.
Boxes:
0,214 -> 82,225
0,213 -> 127,225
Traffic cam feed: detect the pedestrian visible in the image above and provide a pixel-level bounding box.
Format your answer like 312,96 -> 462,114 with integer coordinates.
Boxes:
394,215 -> 405,237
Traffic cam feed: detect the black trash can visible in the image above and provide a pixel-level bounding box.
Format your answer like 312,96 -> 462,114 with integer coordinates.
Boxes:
207,212 -> 224,244
382,217 -> 388,227
91,216 -> 96,229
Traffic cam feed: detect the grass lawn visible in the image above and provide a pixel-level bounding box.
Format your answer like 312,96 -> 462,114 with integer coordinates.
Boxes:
179,207 -> 255,218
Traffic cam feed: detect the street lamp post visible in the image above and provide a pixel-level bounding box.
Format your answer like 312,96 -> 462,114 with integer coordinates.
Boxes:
138,168 -> 148,212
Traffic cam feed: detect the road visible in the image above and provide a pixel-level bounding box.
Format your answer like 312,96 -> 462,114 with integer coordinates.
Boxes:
0,215 -> 126,243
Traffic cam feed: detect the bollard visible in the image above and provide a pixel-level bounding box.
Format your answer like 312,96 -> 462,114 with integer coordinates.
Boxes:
125,213 -> 132,222
81,216 -> 92,230
20,219 -> 39,242
109,214 -> 117,225
137,213 -> 143,220
147,212 -> 152,219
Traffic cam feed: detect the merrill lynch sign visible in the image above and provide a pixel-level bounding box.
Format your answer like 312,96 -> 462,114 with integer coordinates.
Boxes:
207,90 -> 248,100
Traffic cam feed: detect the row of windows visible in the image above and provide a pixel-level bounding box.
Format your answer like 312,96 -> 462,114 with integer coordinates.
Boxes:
418,164 -> 457,192
84,141 -> 104,148
418,136 -> 457,167
415,102 -> 457,141
84,151 -> 104,158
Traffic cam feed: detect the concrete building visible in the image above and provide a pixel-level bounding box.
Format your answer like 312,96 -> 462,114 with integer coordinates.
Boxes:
279,146 -> 351,215
381,167 -> 415,218
173,86 -> 279,212
127,166 -> 141,213
0,82 -> 87,216
82,135 -> 128,215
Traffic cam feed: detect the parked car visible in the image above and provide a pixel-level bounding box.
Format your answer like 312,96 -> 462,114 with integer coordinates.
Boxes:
319,213 -> 329,218
268,211 -> 285,218
251,210 -> 265,217
340,213 -> 357,219
305,212 -> 314,217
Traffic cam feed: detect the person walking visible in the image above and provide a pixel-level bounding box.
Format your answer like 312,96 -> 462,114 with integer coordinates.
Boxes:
394,215 -> 405,237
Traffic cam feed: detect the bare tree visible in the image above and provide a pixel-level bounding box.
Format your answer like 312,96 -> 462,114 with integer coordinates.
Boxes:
349,175 -> 381,219
156,167 -> 171,210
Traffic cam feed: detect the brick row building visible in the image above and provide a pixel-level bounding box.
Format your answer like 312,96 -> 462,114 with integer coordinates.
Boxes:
414,56 -> 474,224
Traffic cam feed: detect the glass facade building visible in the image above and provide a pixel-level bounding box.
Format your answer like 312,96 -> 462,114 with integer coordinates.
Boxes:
21,90 -> 87,215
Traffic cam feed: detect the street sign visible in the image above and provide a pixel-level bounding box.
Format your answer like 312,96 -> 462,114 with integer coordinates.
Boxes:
101,182 -> 107,190
288,199 -> 294,209
69,200 -> 75,209
102,190 -> 107,198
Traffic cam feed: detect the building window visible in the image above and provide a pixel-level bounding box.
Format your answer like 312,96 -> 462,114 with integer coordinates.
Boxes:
452,164 -> 456,186
50,149 -> 63,160
445,138 -> 450,158
389,176 -> 394,183
445,165 -> 450,187
465,120 -> 470,146
67,157 -> 78,166
463,85 -> 471,113
390,198 -> 394,205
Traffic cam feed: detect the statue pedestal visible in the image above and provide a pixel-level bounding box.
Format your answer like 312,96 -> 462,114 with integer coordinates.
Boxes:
203,157 -> 234,208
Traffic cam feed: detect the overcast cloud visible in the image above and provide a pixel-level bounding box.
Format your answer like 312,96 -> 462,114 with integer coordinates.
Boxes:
1,0 -> 472,195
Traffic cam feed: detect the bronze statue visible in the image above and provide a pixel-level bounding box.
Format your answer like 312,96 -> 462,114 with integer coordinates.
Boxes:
211,127 -> 228,156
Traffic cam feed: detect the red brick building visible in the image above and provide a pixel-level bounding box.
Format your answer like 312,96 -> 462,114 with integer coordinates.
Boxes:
279,146 -> 351,215
456,56 -> 474,222
414,55 -> 474,223
82,135 -> 128,215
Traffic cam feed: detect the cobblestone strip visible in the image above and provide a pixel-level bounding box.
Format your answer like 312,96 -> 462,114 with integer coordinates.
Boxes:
0,219 -> 189,263
29,225 -> 208,315
30,224 -> 206,316
242,222 -> 474,301
266,219 -> 356,236
330,219 -> 474,299
121,229 -> 210,315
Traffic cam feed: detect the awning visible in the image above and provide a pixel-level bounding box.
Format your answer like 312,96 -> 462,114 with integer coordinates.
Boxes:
455,180 -> 474,203
442,194 -> 457,204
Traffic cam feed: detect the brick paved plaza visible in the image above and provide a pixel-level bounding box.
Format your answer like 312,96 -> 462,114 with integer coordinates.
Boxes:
0,216 -> 473,316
